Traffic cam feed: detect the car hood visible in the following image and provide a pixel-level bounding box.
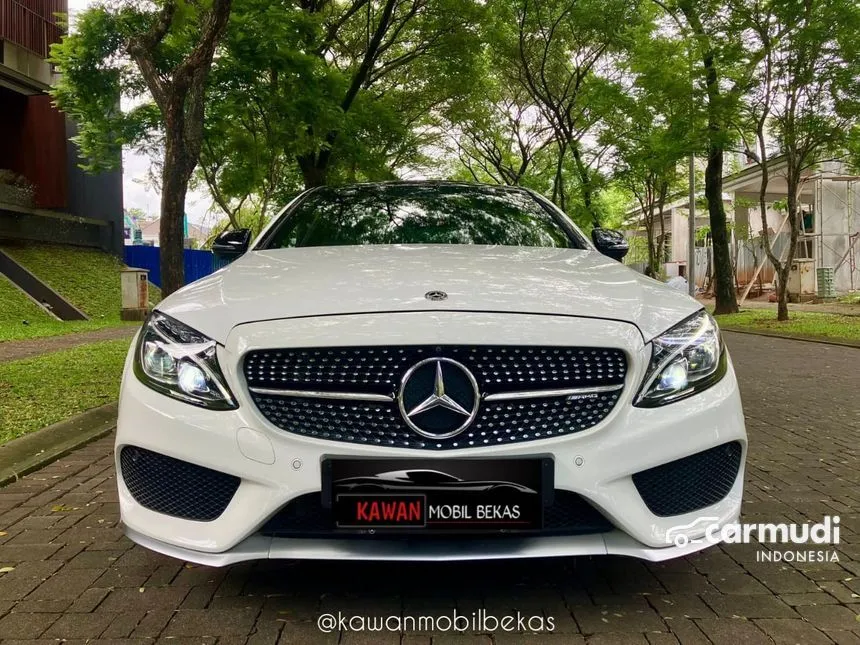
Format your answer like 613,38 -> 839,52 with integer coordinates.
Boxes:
158,245 -> 701,343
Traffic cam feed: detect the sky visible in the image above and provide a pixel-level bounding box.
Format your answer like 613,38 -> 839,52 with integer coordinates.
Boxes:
67,0 -> 215,225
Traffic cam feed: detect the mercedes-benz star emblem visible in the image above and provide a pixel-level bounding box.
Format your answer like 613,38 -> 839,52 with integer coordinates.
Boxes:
424,290 -> 448,301
398,358 -> 480,439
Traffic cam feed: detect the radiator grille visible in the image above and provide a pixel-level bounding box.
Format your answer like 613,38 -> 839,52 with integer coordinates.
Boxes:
244,345 -> 626,396
251,390 -> 621,450
245,345 -> 626,449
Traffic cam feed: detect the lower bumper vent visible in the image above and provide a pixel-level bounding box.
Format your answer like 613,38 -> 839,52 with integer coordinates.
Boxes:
632,441 -> 742,517
260,489 -> 613,538
119,446 -> 240,521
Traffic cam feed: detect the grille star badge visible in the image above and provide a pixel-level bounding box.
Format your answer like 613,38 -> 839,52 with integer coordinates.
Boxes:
398,358 -> 480,439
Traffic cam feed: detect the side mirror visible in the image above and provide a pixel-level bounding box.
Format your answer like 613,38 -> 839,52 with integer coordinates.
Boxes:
212,228 -> 251,260
591,228 -> 629,261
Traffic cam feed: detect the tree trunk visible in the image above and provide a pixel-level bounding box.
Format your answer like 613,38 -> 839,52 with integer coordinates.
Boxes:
159,130 -> 195,296
705,143 -> 738,313
298,154 -> 329,189
679,2 -> 738,314
778,172 -> 802,322
775,265 -> 790,321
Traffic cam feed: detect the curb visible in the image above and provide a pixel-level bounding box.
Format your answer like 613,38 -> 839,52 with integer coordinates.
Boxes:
721,327 -> 860,349
0,402 -> 117,487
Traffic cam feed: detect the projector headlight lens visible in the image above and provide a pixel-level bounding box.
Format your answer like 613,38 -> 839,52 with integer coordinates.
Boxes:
635,310 -> 726,407
134,312 -> 237,410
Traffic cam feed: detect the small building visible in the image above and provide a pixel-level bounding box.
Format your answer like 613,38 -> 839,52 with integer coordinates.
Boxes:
624,158 -> 859,294
0,0 -> 124,254
137,217 -> 211,249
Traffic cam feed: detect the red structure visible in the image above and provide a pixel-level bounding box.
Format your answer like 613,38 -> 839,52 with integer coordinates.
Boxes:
0,0 -> 65,58
0,0 -> 67,208
0,0 -> 124,253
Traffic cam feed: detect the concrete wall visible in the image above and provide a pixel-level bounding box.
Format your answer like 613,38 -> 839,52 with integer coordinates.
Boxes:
1,41 -> 53,86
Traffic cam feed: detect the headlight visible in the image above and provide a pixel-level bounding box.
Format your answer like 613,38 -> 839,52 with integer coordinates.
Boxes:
133,312 -> 237,410
634,310 -> 727,407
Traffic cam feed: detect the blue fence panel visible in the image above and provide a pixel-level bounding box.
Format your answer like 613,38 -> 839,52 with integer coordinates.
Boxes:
184,248 -> 215,285
123,246 -> 216,288
124,246 -> 161,286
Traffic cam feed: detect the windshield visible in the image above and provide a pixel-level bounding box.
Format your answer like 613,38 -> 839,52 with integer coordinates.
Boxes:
259,183 -> 585,249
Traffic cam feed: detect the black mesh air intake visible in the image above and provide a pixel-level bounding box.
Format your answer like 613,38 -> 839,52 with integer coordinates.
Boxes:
120,446 -> 240,521
260,489 -> 613,537
632,441 -> 742,517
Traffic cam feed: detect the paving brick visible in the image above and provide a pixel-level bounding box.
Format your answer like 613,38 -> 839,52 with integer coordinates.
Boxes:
276,621 -> 340,644
706,573 -> 772,595
753,618 -> 833,644
99,586 -> 191,612
131,609 -> 175,638
584,634 -> 649,645
26,565 -> 102,601
0,611 -> 60,638
700,593 -> 798,618
68,587 -> 110,612
795,603 -> 860,630
779,592 -> 841,606
0,560 -> 64,601
646,595 -> 716,619
570,604 -> 665,633
94,565 -> 153,588
0,543 -> 62,562
99,609 -> 146,638
694,617 -> 771,645
645,634 -> 680,645
162,608 -> 259,637
43,611 -> 115,639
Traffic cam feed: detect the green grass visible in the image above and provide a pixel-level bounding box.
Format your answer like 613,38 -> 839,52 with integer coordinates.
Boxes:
0,319 -> 140,343
0,274 -> 53,323
715,309 -> 860,342
0,242 -> 161,342
0,338 -> 131,444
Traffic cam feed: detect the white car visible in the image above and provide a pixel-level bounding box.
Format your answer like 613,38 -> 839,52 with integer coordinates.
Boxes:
116,181 -> 746,565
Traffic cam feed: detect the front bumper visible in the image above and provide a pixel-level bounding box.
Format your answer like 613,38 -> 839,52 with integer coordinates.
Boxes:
116,311 -> 747,564
122,520 -> 733,565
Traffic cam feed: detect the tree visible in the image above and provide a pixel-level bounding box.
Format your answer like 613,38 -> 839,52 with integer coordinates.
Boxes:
489,0 -> 641,225
52,0 -> 233,296
742,0 -> 860,320
608,19 -> 695,275
288,0 -> 483,188
651,0 -> 773,313
194,0 -> 482,227
454,85 -> 555,187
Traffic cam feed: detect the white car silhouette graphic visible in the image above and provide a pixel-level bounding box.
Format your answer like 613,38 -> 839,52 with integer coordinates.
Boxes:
666,516 -> 720,547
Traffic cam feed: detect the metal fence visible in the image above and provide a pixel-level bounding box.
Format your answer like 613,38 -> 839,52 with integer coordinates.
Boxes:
693,232 -> 790,290
0,0 -> 65,58
123,246 -> 216,288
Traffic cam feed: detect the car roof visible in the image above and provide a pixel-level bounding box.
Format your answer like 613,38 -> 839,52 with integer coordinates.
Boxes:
307,180 -> 532,195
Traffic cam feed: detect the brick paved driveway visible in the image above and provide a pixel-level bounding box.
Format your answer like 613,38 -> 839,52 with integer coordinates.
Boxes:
0,332 -> 858,644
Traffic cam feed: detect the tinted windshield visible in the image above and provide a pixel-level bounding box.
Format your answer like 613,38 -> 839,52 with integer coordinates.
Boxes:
259,183 -> 584,249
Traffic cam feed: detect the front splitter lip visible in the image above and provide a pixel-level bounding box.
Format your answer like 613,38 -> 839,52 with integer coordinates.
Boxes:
122,521 -> 731,567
